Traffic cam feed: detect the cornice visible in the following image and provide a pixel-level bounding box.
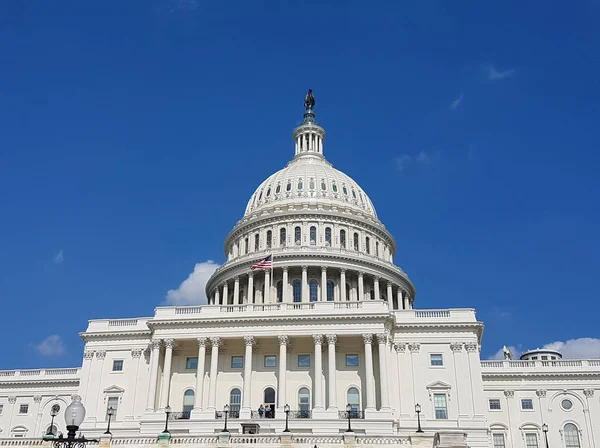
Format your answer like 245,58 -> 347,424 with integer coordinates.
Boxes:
79,330 -> 152,342
0,379 -> 80,387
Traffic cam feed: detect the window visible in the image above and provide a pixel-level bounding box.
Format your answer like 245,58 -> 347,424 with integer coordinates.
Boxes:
266,230 -> 272,248
0,404 -> 3,415
332,182 -> 338,193
276,184 -> 281,194
353,232 -> 359,250
255,234 -> 259,251
561,398 -> 573,410
298,387 -> 310,416
492,434 -> 506,448
183,390 -> 194,416
327,281 -> 334,301
347,387 -> 360,414
343,185 -> 348,195
309,179 -> 315,190
429,354 -> 443,367
564,423 -> 581,448
231,356 -> 244,369
295,226 -> 302,245
112,360 -> 124,372
351,189 -> 357,199
264,387 -> 276,408
266,187 -> 271,197
376,241 -> 379,257
244,237 -> 249,254
264,355 -> 277,367
365,236 -> 370,254
286,181 -> 292,192
340,230 -> 346,248
525,433 -> 538,448
309,280 -> 318,302
186,357 -> 198,370
298,179 -> 303,190
230,389 -> 241,415
521,399 -> 534,410
321,180 -> 326,191
280,228 -> 286,246
19,404 -> 29,414
541,355 -> 547,360
325,227 -> 332,246
11,427 -> 27,438
293,280 -> 302,302
106,397 -> 118,420
298,354 -> 310,367
310,226 -> 317,245
433,394 -> 448,419
277,281 -> 283,303
346,354 -> 359,366
489,399 -> 501,410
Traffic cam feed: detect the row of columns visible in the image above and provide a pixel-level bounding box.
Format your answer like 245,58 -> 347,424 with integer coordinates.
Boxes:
145,333 -> 390,414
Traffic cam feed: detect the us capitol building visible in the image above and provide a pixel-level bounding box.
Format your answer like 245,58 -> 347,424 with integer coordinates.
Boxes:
1,92 -> 598,448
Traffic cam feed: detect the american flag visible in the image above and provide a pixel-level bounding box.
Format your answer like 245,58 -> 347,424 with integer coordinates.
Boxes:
251,255 -> 272,271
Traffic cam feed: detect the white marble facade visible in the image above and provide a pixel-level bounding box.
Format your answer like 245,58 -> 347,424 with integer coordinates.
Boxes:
1,96 -> 598,448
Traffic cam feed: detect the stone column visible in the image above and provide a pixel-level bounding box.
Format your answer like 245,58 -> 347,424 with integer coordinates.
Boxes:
146,340 -> 161,410
233,276 -> 240,305
340,269 -> 347,301
313,335 -> 324,410
376,334 -> 390,409
373,277 -> 380,301
363,334 -> 376,410
403,292 -> 410,310
282,267 -> 289,303
207,337 -> 220,411
358,272 -> 364,301
302,265 -> 308,302
159,339 -> 175,409
264,270 -> 270,304
214,288 -> 220,305
247,273 -> 254,305
278,335 -> 289,410
387,283 -> 393,306
396,289 -> 403,311
194,338 -> 207,410
222,283 -> 229,305
326,334 -> 338,410
321,267 -> 327,301
241,336 -> 254,417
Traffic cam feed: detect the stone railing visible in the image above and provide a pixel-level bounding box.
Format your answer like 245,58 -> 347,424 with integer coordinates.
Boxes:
0,368 -> 80,381
393,308 -> 476,323
481,359 -> 600,371
86,318 -> 151,333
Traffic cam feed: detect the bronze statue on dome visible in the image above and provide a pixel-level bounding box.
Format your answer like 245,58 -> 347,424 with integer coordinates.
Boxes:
304,89 -> 315,111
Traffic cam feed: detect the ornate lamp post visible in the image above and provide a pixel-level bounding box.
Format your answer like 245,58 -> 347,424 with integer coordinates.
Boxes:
222,404 -> 230,433
542,423 -> 549,448
415,404 -> 424,433
345,404 -> 353,433
46,404 -> 60,436
283,404 -> 290,432
104,407 -> 114,435
46,395 -> 98,448
162,405 -> 172,434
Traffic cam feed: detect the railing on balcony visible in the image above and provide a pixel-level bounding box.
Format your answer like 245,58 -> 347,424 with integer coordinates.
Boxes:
250,410 -> 276,419
288,410 -> 312,419
481,359 -> 600,370
215,410 -> 240,419
338,410 -> 364,419
168,411 -> 191,420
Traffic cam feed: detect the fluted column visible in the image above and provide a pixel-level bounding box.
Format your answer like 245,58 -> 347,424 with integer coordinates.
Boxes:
233,276 -> 240,305
194,338 -> 207,410
278,335 -> 289,410
159,338 -> 175,409
214,288 -> 220,305
222,283 -> 229,305
376,334 -> 390,409
403,291 -> 409,310
146,340 -> 161,410
326,334 -> 337,410
264,270 -> 270,304
247,273 -> 254,304
386,282 -> 393,305
302,265 -> 308,302
358,272 -> 364,301
313,335 -> 324,410
396,289 -> 402,311
340,269 -> 347,301
321,267 -> 327,301
242,336 -> 254,413
363,334 -> 376,410
282,267 -> 289,303
373,277 -> 380,301
207,337 -> 220,410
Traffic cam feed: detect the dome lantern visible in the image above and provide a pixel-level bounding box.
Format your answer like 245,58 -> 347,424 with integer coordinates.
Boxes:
293,89 -> 326,157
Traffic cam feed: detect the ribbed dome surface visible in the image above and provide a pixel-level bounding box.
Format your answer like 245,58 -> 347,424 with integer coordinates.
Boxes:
244,154 -> 378,220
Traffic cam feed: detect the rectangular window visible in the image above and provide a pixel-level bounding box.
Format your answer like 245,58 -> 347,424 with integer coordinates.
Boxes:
433,394 -> 448,419
525,433 -> 538,448
521,399 -> 534,410
489,399 -> 501,410
493,434 -> 506,448
106,397 -> 119,420
186,357 -> 198,370
18,404 -> 29,414
231,356 -> 244,369
346,354 -> 359,367
298,354 -> 310,367
112,360 -> 123,372
264,355 -> 277,367
430,354 -> 443,366
0,404 -> 3,415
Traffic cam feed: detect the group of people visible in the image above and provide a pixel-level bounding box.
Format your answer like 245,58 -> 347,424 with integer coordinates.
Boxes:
257,404 -> 275,418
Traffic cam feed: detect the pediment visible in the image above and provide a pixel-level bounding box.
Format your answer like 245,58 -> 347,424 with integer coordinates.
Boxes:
426,380 -> 451,390
103,385 -> 125,394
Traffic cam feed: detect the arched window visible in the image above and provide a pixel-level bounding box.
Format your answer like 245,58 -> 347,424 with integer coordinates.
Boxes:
346,283 -> 351,301
321,180 -> 327,191
276,184 -> 281,194
342,185 -> 348,195
332,182 -> 338,193
340,230 -> 346,248
286,181 -> 292,192
183,390 -> 195,416
298,387 -> 311,417
353,232 -> 359,251
325,227 -> 332,246
266,230 -> 272,248
277,281 -> 283,303
255,234 -> 260,251
309,179 -> 315,190
298,179 -> 303,190
347,387 -> 360,415
295,226 -> 302,245
244,237 -> 249,255
365,236 -> 370,254
309,280 -> 318,302
258,190 -> 263,200
230,389 -> 242,417
327,281 -> 334,301
266,187 -> 271,197
351,189 -> 357,199
293,280 -> 302,302
310,226 -> 317,245
376,241 -> 379,257
280,228 -> 286,247
564,424 -> 581,448
264,387 -> 276,409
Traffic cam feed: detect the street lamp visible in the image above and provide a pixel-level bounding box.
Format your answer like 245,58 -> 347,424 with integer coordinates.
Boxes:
542,423 -> 549,448
47,395 -> 98,448
283,404 -> 290,432
162,405 -> 172,434
222,404 -> 230,433
104,407 -> 114,435
345,404 -> 353,433
46,404 -> 60,436
415,404 -> 424,433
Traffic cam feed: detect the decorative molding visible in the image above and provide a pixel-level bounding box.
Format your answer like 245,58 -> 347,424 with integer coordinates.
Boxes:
450,342 -> 463,352
408,342 -> 420,353
197,337 -> 208,347
362,333 -> 373,345
33,395 -> 42,403
210,336 -> 221,347
464,342 -> 478,352
96,350 -> 107,360
393,343 -> 406,353
150,339 -> 162,350
131,348 -> 143,359
163,338 -> 175,349
504,390 -> 515,398
536,389 -> 547,398
8,396 -> 16,404
583,389 -> 594,398
326,334 -> 337,345
376,333 -> 387,344
242,335 -> 255,347
313,334 -> 323,345
83,350 -> 95,360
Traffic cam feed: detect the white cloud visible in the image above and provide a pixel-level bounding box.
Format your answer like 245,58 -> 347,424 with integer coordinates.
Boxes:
489,65 -> 516,80
36,335 -> 66,357
542,338 -> 600,359
54,250 -> 64,264
395,155 -> 412,171
449,93 -> 464,110
416,151 -> 430,164
165,260 -> 221,305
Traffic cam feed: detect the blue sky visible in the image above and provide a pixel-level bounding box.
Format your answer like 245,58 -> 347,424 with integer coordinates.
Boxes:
1,0 -> 600,368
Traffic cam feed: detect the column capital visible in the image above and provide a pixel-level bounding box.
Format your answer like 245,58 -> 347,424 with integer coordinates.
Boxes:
131,348 -> 144,358
536,389 -> 547,398
464,342 -> 478,352
302,265 -> 308,272
248,271 -> 254,278
163,338 -> 175,349
340,268 -> 347,274
210,336 -> 221,347
362,333 -> 373,344
449,342 -> 463,352
313,334 -> 323,345
96,350 -> 107,359
321,266 -> 327,272
373,277 -> 380,283
34,395 -> 43,403
376,333 -> 387,344
504,390 -> 515,398
408,342 -> 420,353
394,342 -> 406,353
150,339 -> 162,349
283,266 -> 289,272
583,388 -> 594,398
278,335 -> 289,346
326,334 -> 337,345
358,271 -> 364,278
244,336 -> 256,347
84,350 -> 95,360
234,276 -> 240,281
197,337 -> 208,347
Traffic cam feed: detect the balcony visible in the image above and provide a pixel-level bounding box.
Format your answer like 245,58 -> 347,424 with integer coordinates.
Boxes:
338,410 -> 364,419
169,411 -> 191,420
85,318 -> 152,333
392,308 -> 477,324
0,368 -> 80,383
481,359 -> 600,374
